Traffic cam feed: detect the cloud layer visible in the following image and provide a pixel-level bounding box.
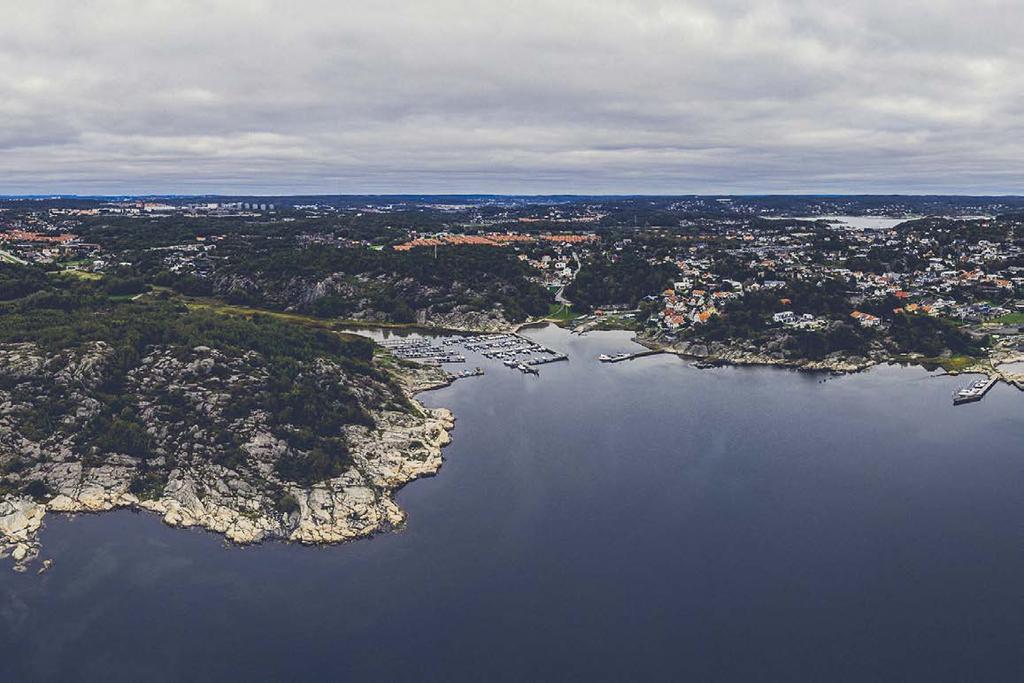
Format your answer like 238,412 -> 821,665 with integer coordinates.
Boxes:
2,0 -> 1022,194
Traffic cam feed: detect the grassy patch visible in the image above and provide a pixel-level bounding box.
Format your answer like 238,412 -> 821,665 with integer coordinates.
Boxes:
545,303 -> 579,322
936,355 -> 980,372
187,298 -> 327,326
55,269 -> 102,281
181,297 -> 365,342
59,259 -> 93,268
179,293 -> 475,334
896,354 -> 981,373
590,314 -> 642,331
993,312 -> 1024,325
0,251 -> 27,265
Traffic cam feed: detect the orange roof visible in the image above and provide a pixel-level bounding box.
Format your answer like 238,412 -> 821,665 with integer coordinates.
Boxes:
539,234 -> 597,243
0,230 -> 77,244
698,310 -> 715,322
392,232 -> 595,250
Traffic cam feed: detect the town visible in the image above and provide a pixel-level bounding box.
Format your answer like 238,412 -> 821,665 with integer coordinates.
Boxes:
2,195 -> 1024,388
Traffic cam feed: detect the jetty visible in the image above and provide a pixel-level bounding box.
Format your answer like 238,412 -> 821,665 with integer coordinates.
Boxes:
527,353 -> 568,366
953,376 -> 998,405
598,349 -> 665,363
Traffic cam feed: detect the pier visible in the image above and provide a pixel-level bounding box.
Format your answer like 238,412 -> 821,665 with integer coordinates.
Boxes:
598,349 -> 665,363
953,376 -> 998,405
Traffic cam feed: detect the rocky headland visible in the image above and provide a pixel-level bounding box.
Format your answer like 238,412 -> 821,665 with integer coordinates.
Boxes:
0,340 -> 456,572
654,338 -> 878,373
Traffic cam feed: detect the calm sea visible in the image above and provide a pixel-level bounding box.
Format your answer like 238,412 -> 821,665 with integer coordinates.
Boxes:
3,325 -> 1023,682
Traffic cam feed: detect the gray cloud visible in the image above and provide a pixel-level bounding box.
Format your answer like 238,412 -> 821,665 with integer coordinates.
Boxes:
1,0 -> 1022,194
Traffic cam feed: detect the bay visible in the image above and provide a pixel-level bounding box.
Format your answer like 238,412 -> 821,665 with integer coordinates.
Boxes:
2,325 -> 1023,682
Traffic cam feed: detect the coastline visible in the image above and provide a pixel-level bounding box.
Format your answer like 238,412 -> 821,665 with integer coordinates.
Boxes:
341,308 -> 1024,391
635,336 -> 878,373
0,361 -> 459,572
0,304 -> 545,572
632,332 -> 1024,392
6,317 -> 1022,572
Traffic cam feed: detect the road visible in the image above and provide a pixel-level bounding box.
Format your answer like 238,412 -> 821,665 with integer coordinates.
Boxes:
0,249 -> 28,265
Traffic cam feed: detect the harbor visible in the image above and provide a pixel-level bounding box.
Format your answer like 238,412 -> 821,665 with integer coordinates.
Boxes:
378,338 -> 466,364
465,333 -> 568,374
381,332 -> 568,377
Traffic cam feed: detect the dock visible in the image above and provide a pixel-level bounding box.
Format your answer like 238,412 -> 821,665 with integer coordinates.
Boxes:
953,376 -> 998,405
598,349 -> 665,363
381,332 -> 567,377
379,338 -> 467,364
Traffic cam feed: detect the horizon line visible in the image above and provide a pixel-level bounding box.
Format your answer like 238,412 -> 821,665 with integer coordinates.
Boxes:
4,192 -> 1024,200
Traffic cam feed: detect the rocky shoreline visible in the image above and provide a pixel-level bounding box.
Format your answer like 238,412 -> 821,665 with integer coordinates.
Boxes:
0,345 -> 458,572
638,335 -> 1024,394
7,320 -> 1017,573
636,337 -> 879,373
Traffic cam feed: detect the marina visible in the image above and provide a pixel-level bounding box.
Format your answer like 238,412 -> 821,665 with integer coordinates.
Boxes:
382,332 -> 567,376
378,338 -> 467,364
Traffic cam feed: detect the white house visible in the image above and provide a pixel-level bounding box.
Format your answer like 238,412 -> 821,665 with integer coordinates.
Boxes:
773,311 -> 797,324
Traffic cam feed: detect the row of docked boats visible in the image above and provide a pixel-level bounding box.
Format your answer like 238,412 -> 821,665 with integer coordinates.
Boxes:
467,333 -> 567,374
382,332 -> 568,377
379,338 -> 466,364
953,377 -> 996,405
502,359 -> 540,375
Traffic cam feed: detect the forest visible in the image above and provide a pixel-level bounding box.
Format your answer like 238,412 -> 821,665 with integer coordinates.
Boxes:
565,251 -> 679,312
0,264 -> 393,487
211,242 -> 553,323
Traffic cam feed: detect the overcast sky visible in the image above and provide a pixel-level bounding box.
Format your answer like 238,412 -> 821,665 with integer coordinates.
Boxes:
1,0 -> 1022,195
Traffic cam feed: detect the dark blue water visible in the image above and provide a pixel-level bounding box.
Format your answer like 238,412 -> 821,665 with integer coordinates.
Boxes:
3,325 -> 1024,682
